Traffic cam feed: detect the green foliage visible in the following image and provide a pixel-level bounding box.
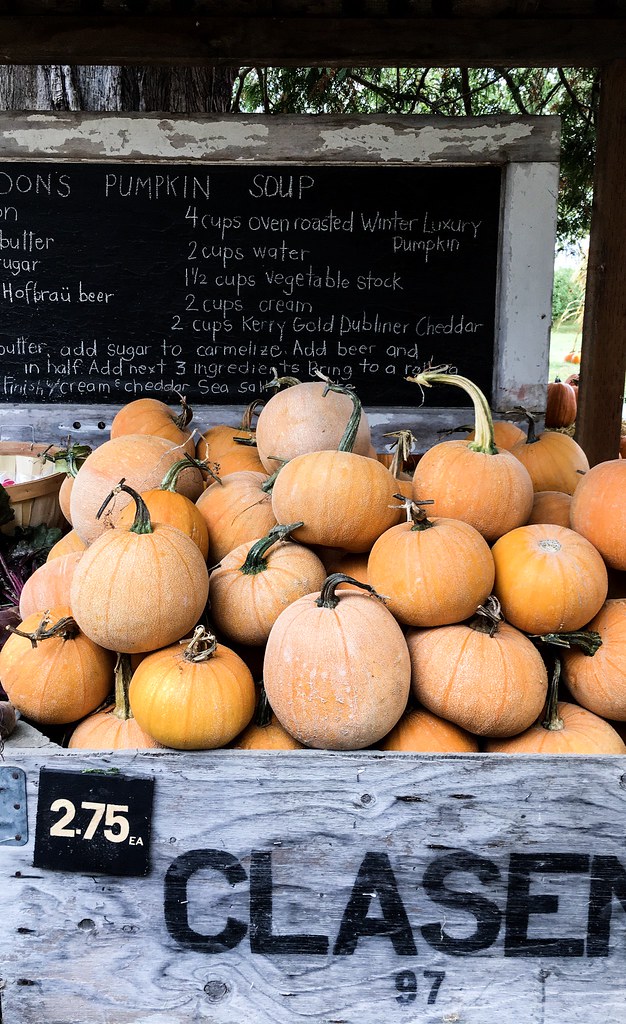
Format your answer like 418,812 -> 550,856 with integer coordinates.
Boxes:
233,66 -> 598,249
552,266 -> 585,323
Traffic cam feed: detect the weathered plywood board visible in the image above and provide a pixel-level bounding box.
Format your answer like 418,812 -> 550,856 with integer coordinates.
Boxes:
1,750 -> 626,1023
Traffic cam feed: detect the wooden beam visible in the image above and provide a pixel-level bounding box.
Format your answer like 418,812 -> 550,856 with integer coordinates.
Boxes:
0,16 -> 625,68
576,61 -> 626,466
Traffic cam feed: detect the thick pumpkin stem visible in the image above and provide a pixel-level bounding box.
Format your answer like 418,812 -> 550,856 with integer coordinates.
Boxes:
181,625 -> 218,662
255,683 -> 273,728
240,522 -> 304,576
260,466 -> 285,492
45,442 -> 92,477
112,653 -> 134,722
530,629 -> 603,656
316,573 -> 387,610
8,610 -> 80,647
159,455 -> 208,493
541,657 -> 564,732
399,497 -> 436,531
264,368 -> 302,391
241,399 -> 265,432
406,366 -> 498,455
319,377 -> 363,454
174,395 -> 193,431
521,411 -> 540,445
469,595 -> 503,637
96,479 -> 153,535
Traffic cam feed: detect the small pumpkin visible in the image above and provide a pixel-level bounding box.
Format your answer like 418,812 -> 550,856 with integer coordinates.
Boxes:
110,395 -> 196,456
570,459 -> 626,570
526,490 -> 572,528
129,626 -> 256,749
377,706 -> 479,753
69,653 -> 161,749
196,400 -> 265,475
561,599 -> 626,720
509,412 -> 589,495
231,684 -> 304,750
545,377 -> 578,428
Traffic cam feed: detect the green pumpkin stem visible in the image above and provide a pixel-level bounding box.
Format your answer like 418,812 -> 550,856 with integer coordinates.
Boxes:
406,365 -> 498,455
521,411 -> 540,445
159,455 -> 207,493
8,610 -> 80,647
96,479 -> 153,535
316,573 -> 387,610
240,522 -> 304,576
260,466 -> 284,492
255,684 -> 273,728
318,376 -> 363,454
541,656 -> 564,731
112,653 -> 134,721
264,368 -> 302,391
469,595 -> 503,637
181,625 -> 218,662
530,629 -> 602,656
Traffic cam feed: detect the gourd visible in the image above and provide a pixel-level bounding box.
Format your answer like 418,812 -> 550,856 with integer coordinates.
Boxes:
570,459 -> 626,570
69,653 -> 161,749
70,481 -> 209,654
407,368 -> 534,543
263,574 -> 411,750
129,626 -> 256,749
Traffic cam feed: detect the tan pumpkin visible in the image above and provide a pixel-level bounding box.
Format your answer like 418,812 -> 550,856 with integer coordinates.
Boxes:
406,598 -> 548,737
377,706 -> 479,753
255,377 -> 372,472
526,490 -> 572,528
19,550 -> 84,620
129,626 -> 256,749
408,369 -> 534,543
195,469 -> 277,564
545,377 -> 578,428
70,433 -> 204,545
561,599 -> 626,720
46,529 -> 87,561
570,459 -> 626,570
196,400 -> 265,475
367,502 -> 495,627
209,522 -> 327,646
263,574 -> 411,750
110,395 -> 196,456
69,654 -> 161,749
231,685 -> 304,750
0,608 -> 115,725
510,413 -> 589,494
70,482 -> 209,654
491,523 -> 608,635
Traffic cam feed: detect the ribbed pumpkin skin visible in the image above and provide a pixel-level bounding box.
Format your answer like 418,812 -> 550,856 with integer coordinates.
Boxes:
70,434 -> 204,545
209,538 -> 327,646
545,379 -> 578,428
70,525 -> 209,654
47,529 -> 87,561
562,599 -> 626,720
378,706 -> 479,752
0,607 -> 115,725
407,622 -> 548,737
485,702 -> 626,754
129,642 -> 256,749
231,714 -> 304,750
110,397 -> 196,456
255,381 -> 372,472
510,430 -> 589,494
263,589 -> 411,750
526,490 -> 572,528
196,424 -> 265,476
367,518 -> 495,627
271,451 -> 398,552
492,524 -> 608,634
116,489 -> 209,560
411,441 -> 534,544
195,471 -> 277,563
19,551 -> 84,619
466,420 -> 526,451
570,460 -> 626,570
69,708 -> 161,749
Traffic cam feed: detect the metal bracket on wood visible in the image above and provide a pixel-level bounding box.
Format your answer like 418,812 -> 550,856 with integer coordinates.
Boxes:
0,766 -> 27,846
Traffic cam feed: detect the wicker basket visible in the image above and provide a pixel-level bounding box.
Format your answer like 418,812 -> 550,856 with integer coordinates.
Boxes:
0,442 -> 65,531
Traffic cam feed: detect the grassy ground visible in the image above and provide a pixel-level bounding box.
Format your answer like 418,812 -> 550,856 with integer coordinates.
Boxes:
549,325 -> 582,382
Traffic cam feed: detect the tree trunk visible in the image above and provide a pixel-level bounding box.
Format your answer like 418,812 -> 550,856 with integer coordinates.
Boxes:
0,65 -> 237,112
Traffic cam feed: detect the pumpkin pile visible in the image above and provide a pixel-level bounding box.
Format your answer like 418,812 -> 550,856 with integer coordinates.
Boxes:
1,376 -> 626,757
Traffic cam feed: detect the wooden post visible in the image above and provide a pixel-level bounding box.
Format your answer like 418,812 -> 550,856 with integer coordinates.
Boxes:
576,61 -> 626,466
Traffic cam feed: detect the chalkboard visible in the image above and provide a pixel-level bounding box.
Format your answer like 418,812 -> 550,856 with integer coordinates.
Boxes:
0,161 -> 501,408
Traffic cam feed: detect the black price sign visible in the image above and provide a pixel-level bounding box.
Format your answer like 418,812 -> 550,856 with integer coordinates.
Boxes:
34,768 -> 154,876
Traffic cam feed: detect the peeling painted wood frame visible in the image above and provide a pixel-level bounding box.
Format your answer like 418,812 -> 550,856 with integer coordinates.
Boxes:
0,112 -> 559,451
2,749 -> 626,1024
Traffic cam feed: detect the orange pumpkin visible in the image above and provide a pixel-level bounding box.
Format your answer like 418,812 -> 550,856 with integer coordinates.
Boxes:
407,369 -> 534,543
110,395 -> 196,457
318,550 -> 370,590
69,653 -> 161,749
19,550 -> 84,620
492,523 -> 608,635
545,377 -> 578,428
378,706 -> 479,753
46,529 -> 87,561
70,482 -> 209,654
209,522 -> 327,646
466,419 -> 526,451
526,490 -> 572,528
196,400 -> 265,476
255,377 -> 372,472
367,503 -> 495,627
263,574 -> 411,750
0,608 -> 115,725
129,626 -> 256,749
570,459 -> 626,570
195,469 -> 277,564
561,599 -> 626,720
406,598 -> 548,737
510,413 -> 589,494
231,685 -> 304,750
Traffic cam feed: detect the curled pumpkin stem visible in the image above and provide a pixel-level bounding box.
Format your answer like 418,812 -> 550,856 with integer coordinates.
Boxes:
470,595 -> 504,637
406,365 -> 498,456
530,629 -> 602,656
181,625 -> 218,662
240,522 -> 304,576
264,368 -> 301,391
97,479 -> 153,535
8,610 -> 80,647
174,394 -> 193,430
316,573 -> 388,610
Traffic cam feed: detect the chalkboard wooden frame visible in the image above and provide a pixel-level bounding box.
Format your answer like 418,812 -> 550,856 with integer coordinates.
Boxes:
0,112 -> 560,451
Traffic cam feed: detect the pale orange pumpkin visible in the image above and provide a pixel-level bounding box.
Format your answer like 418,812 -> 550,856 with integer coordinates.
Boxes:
570,459 -> 626,570
561,599 -> 626,720
406,598 -> 548,737
263,574 -> 411,750
0,608 -> 115,725
377,706 -> 479,753
367,502 -> 495,627
465,419 -> 526,451
408,369 -> 534,543
209,522 -> 327,646
318,550 -> 370,590
110,395 -> 196,456
510,413 -> 589,494
255,377 -> 372,472
195,469 -> 277,564
526,490 -> 572,528
19,550 -> 84,620
70,482 -> 209,654
46,529 -> 87,561
129,626 -> 256,749
196,400 -> 266,475
491,523 -> 608,635
69,653 -> 161,749
231,685 -> 304,750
